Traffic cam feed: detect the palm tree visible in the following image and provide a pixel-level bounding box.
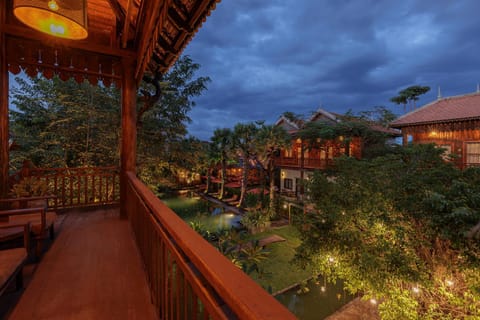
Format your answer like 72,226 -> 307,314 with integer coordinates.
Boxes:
255,124 -> 290,213
232,122 -> 259,207
210,128 -> 232,199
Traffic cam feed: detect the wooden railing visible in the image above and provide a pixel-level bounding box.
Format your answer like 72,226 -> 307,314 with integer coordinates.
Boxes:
275,157 -> 333,169
9,166 -> 119,209
126,172 -> 296,320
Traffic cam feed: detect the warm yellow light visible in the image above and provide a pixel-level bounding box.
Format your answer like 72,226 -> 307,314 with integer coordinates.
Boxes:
429,131 -> 438,137
48,0 -> 58,11
14,0 -> 88,40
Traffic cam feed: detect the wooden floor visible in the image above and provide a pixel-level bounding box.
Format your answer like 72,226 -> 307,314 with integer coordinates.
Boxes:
8,207 -> 157,320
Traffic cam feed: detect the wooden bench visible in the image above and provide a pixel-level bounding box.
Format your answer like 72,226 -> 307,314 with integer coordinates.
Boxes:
0,196 -> 57,258
0,223 -> 30,296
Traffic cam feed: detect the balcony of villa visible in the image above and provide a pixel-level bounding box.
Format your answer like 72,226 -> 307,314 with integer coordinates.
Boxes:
1,166 -> 296,320
274,156 -> 334,170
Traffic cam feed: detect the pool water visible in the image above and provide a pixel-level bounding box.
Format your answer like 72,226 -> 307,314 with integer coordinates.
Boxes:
275,278 -> 353,320
161,195 -> 241,231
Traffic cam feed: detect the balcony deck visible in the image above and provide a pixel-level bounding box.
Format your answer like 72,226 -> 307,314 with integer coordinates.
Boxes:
7,207 -> 156,320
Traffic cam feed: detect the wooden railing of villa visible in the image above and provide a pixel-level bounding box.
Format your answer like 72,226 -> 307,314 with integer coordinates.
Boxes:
126,172 -> 296,320
275,157 -> 334,169
9,165 -> 120,209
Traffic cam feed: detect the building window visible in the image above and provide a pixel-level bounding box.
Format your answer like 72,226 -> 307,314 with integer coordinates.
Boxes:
466,142 -> 480,166
284,178 -> 293,190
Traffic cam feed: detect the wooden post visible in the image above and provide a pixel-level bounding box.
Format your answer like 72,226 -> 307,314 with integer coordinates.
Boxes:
0,2 -> 9,198
120,58 -> 137,219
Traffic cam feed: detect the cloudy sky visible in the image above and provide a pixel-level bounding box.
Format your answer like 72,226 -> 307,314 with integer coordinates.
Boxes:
183,0 -> 480,140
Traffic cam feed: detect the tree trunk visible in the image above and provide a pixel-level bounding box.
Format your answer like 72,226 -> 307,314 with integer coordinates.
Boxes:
219,159 -> 226,199
268,163 -> 275,213
238,159 -> 248,208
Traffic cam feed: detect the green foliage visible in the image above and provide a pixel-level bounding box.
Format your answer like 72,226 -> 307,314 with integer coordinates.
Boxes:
10,76 -> 120,169
391,85 -> 431,110
296,144 -> 480,319
11,177 -> 48,197
10,56 -> 210,186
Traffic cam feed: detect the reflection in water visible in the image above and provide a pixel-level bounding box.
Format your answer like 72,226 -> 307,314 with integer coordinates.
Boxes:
276,278 -> 353,320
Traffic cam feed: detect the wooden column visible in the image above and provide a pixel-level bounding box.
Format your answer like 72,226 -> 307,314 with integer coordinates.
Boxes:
0,4 -> 9,198
120,58 -> 137,219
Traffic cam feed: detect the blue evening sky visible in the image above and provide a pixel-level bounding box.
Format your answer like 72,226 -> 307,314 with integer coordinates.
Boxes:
183,0 -> 480,140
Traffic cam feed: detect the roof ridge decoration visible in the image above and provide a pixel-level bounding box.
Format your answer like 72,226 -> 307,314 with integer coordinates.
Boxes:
308,107 -> 338,123
275,115 -> 300,129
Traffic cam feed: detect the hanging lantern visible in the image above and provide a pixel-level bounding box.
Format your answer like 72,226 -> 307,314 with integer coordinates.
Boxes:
13,0 -> 88,40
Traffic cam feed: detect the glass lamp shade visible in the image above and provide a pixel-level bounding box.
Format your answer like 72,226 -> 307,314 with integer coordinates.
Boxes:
14,0 -> 88,40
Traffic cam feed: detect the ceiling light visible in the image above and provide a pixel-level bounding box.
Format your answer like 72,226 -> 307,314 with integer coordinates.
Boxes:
14,0 -> 88,40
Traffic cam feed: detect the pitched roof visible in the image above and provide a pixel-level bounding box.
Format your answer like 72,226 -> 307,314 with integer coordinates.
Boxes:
275,115 -> 301,133
390,92 -> 480,127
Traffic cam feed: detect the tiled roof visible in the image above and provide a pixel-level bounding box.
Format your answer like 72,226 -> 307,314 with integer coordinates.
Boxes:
391,92 -> 480,127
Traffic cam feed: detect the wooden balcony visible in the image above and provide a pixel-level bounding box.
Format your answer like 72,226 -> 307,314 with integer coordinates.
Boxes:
4,168 -> 296,319
275,157 -> 334,170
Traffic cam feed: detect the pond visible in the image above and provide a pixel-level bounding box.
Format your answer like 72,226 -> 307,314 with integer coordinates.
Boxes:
161,193 -> 353,319
275,278 -> 353,320
160,194 -> 242,231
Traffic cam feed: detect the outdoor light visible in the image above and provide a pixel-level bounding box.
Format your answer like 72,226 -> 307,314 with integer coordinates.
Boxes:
14,0 -> 88,40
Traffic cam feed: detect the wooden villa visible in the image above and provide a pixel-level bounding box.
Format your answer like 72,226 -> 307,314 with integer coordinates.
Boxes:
390,91 -> 480,169
274,108 -> 398,196
0,1 -> 295,319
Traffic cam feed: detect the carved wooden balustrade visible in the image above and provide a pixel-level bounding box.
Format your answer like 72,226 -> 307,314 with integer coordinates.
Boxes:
9,165 -> 119,209
126,172 -> 296,320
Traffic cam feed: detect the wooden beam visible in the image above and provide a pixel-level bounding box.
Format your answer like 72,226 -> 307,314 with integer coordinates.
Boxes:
121,0 -> 133,48
2,23 -> 136,59
0,1 -> 9,198
120,58 -> 137,219
105,0 -> 126,22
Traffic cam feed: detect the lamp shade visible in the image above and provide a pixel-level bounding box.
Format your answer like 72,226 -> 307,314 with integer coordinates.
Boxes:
14,0 -> 88,40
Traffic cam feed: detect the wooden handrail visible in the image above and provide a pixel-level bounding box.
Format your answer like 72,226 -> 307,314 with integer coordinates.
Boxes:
8,166 -> 119,209
126,172 -> 296,320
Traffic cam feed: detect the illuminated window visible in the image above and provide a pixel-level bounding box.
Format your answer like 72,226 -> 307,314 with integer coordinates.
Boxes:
284,149 -> 293,158
466,142 -> 480,166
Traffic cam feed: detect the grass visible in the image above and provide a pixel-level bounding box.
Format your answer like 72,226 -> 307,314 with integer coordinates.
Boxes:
161,194 -> 313,293
245,225 -> 314,293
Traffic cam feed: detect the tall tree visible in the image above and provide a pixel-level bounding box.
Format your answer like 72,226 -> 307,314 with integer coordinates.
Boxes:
210,128 -> 233,199
232,122 -> 260,208
10,76 -> 120,169
391,85 -> 430,112
255,123 -> 290,212
136,56 -> 211,181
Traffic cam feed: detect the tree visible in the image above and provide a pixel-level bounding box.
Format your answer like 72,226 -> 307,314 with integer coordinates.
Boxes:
136,56 -> 211,181
295,144 -> 480,319
10,76 -> 120,169
391,85 -> 430,112
211,128 -> 233,199
255,123 -> 290,213
10,55 -> 210,188
232,122 -> 260,208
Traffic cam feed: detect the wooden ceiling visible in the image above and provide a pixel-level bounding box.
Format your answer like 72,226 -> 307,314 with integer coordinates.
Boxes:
2,0 -> 220,86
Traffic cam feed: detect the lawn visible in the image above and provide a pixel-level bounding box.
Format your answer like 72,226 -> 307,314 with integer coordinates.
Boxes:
161,194 -> 313,293
245,225 -> 314,293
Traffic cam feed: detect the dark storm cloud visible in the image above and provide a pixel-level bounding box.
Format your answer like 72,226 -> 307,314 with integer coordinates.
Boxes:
184,0 -> 480,140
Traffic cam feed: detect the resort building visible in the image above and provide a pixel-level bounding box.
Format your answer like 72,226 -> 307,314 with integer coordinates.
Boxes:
390,91 -> 480,169
275,108 -> 399,197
